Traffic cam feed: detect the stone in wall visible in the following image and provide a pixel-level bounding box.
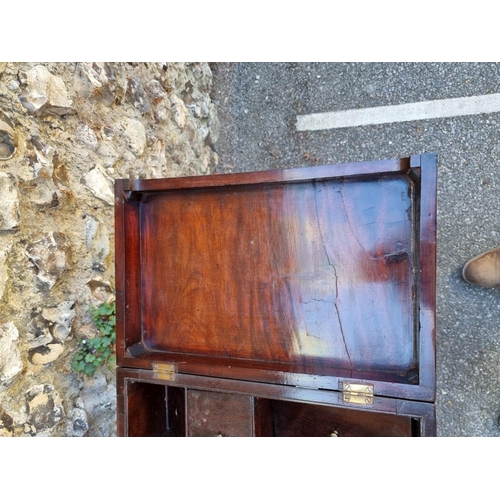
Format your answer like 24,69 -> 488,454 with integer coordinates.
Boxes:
0,173 -> 19,230
90,224 -> 110,272
123,118 -> 147,157
26,232 -> 73,288
63,407 -> 89,437
19,65 -> 75,116
76,323 -> 96,340
169,94 -> 187,129
0,110 -> 17,161
28,136 -> 56,177
77,373 -> 115,437
30,343 -> 65,366
52,153 -> 71,191
0,407 -> 14,436
28,307 -> 54,349
97,142 -> 119,169
81,167 -> 114,206
74,62 -> 117,105
0,248 -> 8,300
28,301 -> 73,364
85,216 -> 99,247
0,323 -> 23,391
42,301 -> 76,342
26,177 -> 59,209
25,384 -> 64,435
148,79 -> 171,124
76,124 -> 99,151
127,76 -> 151,114
87,278 -> 114,304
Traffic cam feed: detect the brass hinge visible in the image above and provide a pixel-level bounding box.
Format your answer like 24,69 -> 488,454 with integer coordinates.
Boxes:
152,362 -> 176,381
342,382 -> 374,405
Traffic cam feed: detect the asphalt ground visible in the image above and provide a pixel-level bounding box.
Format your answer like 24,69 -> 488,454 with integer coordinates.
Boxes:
210,62 -> 500,437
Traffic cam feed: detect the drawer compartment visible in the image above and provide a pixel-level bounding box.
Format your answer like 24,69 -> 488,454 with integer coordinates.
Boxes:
187,390 -> 253,437
267,400 -> 416,437
117,370 -> 434,437
125,382 -> 185,437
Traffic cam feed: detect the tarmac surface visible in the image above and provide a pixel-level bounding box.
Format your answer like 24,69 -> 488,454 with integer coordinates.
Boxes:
210,62 -> 500,437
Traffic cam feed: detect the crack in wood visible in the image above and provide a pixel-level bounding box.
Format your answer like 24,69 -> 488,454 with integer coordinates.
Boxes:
313,181 -> 353,371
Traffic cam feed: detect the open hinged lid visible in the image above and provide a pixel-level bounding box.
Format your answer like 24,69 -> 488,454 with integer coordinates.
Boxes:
115,154 -> 436,403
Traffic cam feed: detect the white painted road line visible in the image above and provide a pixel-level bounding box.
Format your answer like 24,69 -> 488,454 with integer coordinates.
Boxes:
296,93 -> 500,131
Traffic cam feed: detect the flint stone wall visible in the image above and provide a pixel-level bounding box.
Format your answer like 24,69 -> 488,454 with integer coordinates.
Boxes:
0,62 -> 219,436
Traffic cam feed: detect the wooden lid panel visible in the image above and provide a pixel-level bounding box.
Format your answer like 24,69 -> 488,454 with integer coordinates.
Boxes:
115,155 -> 436,400
140,176 -> 415,375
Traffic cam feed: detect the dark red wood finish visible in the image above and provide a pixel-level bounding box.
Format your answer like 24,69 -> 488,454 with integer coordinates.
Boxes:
115,154 -> 437,437
141,175 -> 414,370
116,367 -> 436,436
270,400 -> 414,437
187,390 -> 254,437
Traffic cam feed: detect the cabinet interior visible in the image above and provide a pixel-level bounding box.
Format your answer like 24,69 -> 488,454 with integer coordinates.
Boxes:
125,381 -> 419,437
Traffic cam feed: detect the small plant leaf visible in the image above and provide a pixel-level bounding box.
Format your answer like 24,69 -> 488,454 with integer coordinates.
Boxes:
72,299 -> 116,378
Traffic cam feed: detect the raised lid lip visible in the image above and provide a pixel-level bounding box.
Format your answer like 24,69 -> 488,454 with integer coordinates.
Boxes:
118,156 -> 411,192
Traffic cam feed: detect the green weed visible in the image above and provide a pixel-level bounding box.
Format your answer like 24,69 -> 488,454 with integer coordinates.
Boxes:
72,302 -> 116,377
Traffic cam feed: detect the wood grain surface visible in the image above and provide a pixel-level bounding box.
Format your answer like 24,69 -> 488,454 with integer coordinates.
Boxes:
140,175 -> 416,379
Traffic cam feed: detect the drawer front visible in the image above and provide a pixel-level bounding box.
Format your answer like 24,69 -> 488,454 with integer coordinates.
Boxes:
187,390 -> 253,437
271,400 -> 413,437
